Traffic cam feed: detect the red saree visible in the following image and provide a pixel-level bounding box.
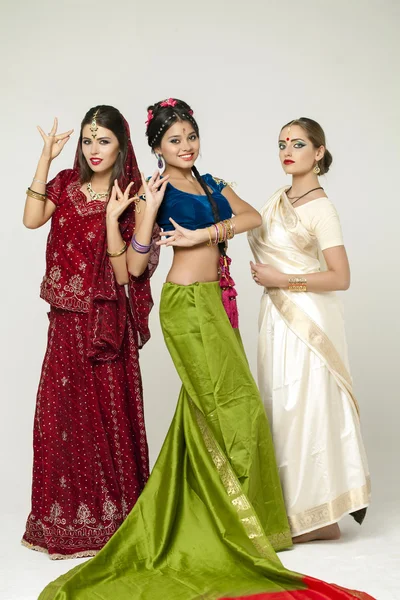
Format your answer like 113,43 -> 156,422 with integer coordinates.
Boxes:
22,121 -> 159,558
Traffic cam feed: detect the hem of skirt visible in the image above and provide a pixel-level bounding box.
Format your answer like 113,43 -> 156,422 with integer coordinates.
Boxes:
21,538 -> 99,560
290,500 -> 370,537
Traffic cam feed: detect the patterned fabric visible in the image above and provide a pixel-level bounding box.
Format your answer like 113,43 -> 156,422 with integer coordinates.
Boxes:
23,115 -> 158,557
22,309 -> 148,558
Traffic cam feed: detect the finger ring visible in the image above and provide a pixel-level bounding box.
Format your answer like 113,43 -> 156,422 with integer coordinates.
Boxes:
47,133 -> 55,136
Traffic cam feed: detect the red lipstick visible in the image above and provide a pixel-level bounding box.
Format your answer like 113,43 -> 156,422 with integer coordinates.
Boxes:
284,159 -> 295,165
90,158 -> 103,166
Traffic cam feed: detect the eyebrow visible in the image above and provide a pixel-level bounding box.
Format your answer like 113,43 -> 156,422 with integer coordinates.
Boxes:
82,136 -> 111,140
167,131 -> 195,139
279,138 -> 306,143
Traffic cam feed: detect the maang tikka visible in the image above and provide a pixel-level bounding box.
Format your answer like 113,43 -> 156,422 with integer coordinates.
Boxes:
90,109 -> 99,139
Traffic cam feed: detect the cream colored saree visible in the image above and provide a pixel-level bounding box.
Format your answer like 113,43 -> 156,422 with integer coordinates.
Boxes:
248,188 -> 370,536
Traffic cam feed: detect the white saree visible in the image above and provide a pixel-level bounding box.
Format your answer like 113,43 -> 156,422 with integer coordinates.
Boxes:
248,187 -> 370,536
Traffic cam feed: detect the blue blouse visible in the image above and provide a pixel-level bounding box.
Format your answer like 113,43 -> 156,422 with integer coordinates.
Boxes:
156,174 -> 232,231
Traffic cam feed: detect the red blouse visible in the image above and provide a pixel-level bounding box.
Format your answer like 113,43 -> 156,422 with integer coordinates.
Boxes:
41,169 -> 113,312
40,169 -> 159,358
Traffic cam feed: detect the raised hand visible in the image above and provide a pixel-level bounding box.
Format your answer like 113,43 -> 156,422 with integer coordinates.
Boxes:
37,117 -> 74,161
140,170 -> 169,212
107,180 -> 135,221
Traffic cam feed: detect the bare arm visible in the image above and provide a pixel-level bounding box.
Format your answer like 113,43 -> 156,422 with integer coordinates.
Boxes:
158,185 -> 262,248
23,118 -> 73,229
251,245 -> 351,292
127,172 -> 169,277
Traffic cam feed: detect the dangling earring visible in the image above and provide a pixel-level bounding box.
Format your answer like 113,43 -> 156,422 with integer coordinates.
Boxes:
313,163 -> 321,175
156,153 -> 165,174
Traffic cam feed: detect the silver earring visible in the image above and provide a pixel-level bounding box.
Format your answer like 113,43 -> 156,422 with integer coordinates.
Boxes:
313,163 -> 321,175
156,153 -> 165,174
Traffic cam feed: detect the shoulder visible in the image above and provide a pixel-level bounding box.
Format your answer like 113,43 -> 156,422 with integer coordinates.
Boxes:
202,174 -> 232,192
297,197 -> 338,216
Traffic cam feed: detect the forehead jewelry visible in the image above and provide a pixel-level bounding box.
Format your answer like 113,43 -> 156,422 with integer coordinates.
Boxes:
90,109 -> 99,139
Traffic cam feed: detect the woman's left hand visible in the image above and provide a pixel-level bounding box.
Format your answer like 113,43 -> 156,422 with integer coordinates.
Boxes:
250,261 -> 285,287
156,218 -> 206,247
106,180 -> 136,221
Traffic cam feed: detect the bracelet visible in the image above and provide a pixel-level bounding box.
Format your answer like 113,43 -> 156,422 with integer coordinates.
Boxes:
26,188 -> 46,202
106,242 -> 127,257
131,234 -> 152,254
288,277 -> 307,292
33,179 -> 47,185
206,227 -> 213,247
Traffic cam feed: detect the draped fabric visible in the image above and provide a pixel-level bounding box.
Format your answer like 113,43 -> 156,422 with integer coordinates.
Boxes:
248,188 -> 370,536
23,115 -> 159,557
39,283 -> 374,599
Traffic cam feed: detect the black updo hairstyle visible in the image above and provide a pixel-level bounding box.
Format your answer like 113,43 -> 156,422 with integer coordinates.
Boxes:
281,117 -> 333,175
146,98 -> 226,255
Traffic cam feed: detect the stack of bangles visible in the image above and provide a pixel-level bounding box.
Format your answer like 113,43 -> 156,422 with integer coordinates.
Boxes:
206,218 -> 235,246
26,187 -> 46,202
106,242 -> 128,257
131,234 -> 152,254
288,277 -> 307,292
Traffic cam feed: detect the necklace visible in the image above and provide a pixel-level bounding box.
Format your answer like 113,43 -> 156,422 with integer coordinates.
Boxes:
287,186 -> 324,205
87,181 -> 109,201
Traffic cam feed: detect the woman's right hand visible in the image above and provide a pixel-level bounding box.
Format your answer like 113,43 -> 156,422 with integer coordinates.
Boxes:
37,117 -> 74,162
140,170 -> 169,213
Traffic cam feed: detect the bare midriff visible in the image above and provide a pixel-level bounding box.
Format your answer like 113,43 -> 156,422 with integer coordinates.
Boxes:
166,245 -> 220,285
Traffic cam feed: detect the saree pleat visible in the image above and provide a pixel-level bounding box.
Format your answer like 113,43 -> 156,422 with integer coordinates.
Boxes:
39,282 -> 374,600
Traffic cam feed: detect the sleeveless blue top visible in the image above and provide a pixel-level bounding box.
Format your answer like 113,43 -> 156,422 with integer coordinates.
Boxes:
156,174 -> 232,231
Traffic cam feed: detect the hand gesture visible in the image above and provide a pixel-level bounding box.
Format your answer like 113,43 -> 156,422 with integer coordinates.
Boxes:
156,218 -> 204,248
37,117 -> 74,161
106,180 -> 136,221
140,170 -> 169,212
250,261 -> 284,287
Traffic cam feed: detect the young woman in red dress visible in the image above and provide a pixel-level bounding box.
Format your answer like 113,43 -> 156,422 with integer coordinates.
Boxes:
22,105 -> 159,559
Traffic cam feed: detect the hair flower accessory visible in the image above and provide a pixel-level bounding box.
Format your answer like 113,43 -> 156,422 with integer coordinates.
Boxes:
160,98 -> 177,108
145,109 -> 154,127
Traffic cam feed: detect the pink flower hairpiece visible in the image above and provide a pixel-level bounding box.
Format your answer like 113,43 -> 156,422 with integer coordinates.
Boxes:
145,109 -> 154,127
188,109 -> 194,115
160,98 -> 177,108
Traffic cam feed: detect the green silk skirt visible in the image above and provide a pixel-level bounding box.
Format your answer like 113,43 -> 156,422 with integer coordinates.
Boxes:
39,282 -> 375,600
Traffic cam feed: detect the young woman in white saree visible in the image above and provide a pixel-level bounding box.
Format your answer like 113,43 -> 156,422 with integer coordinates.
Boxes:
248,118 -> 370,543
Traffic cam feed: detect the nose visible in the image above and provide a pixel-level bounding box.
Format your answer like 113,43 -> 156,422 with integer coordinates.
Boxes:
90,141 -> 99,155
284,145 -> 292,157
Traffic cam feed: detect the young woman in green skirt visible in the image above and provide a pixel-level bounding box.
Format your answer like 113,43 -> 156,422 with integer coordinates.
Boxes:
39,99 -> 375,600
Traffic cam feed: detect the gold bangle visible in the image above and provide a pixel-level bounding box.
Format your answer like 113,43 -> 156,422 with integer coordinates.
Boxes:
288,282 -> 307,292
106,242 -> 127,257
288,277 -> 307,284
26,188 -> 46,202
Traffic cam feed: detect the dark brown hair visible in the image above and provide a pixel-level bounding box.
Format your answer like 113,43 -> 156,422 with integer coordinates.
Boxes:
76,105 -> 128,190
146,98 -> 226,255
282,117 -> 333,175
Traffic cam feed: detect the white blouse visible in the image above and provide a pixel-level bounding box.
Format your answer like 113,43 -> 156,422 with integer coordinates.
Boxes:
295,197 -> 344,251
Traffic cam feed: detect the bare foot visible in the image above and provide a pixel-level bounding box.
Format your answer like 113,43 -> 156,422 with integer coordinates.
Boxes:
293,523 -> 341,544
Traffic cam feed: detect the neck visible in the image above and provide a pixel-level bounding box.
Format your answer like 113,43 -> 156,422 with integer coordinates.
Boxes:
164,164 -> 195,181
90,169 -> 113,191
289,172 -> 320,197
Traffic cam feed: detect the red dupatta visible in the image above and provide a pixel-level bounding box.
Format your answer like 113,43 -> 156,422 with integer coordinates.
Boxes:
73,116 -> 159,361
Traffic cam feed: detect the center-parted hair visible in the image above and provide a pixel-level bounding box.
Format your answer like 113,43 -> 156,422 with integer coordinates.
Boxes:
146,98 -> 226,254
76,105 -> 128,189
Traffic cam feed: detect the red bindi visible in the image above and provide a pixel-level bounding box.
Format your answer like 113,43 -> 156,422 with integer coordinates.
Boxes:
286,137 -> 290,141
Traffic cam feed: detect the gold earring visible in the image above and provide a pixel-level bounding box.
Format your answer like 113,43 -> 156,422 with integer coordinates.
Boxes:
313,163 -> 321,175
